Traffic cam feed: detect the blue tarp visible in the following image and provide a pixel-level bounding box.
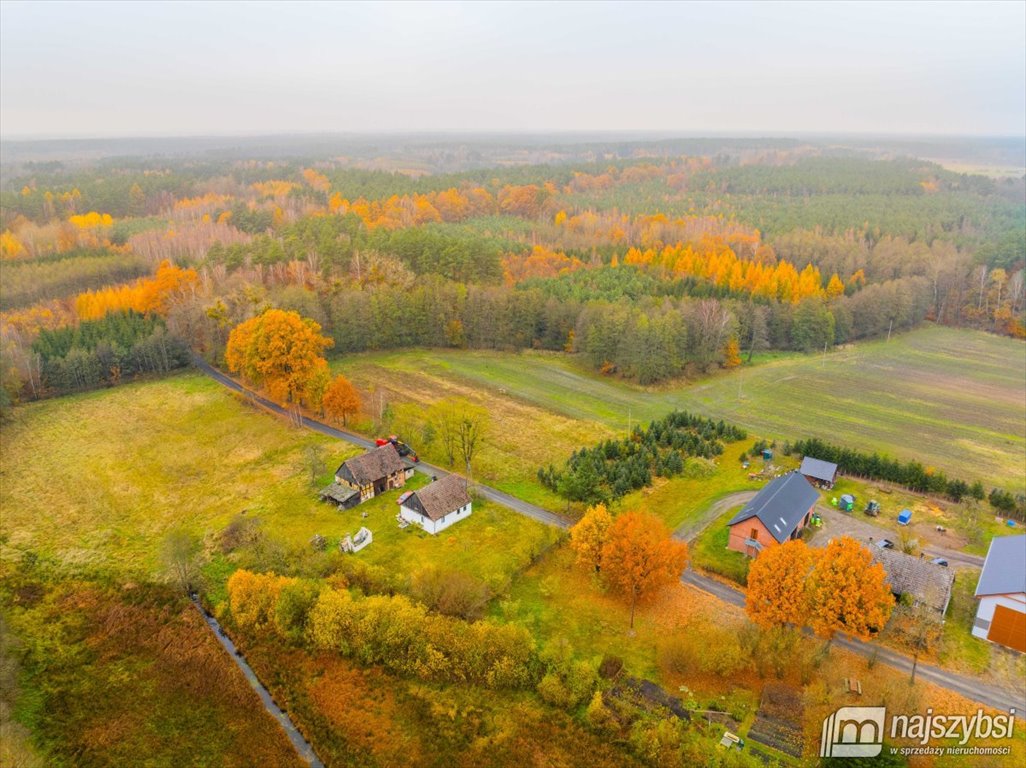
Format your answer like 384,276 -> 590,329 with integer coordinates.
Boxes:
898,509 -> 912,525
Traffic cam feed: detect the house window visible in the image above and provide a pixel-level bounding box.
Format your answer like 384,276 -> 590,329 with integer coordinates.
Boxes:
749,528 -> 759,541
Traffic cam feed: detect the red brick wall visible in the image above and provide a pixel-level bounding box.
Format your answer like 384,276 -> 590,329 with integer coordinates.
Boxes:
727,504 -> 814,556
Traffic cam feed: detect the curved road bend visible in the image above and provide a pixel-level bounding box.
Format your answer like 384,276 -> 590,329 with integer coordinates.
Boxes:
192,359 -> 1023,720
673,491 -> 756,543
192,599 -> 324,768
191,356 -> 571,530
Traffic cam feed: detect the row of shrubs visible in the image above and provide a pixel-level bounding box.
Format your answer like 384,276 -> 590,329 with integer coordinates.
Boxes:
786,438 -> 1024,517
224,568 -> 769,767
225,569 -> 599,701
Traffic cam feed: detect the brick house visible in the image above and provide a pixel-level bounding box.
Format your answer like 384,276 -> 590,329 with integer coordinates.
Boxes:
727,472 -> 818,557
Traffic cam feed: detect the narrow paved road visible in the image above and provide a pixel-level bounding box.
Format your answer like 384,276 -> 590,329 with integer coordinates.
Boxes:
681,568 -> 1026,719
193,359 -> 1023,721
193,356 -> 572,530
192,599 -> 324,767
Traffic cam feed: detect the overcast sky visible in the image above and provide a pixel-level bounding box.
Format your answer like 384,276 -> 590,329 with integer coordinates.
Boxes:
2,0 -> 1024,139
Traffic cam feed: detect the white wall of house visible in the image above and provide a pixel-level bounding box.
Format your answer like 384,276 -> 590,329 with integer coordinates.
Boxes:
973,593 -> 1026,640
400,502 -> 472,535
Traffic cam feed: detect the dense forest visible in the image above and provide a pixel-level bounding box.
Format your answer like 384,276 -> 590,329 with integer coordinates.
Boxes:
1,141 -> 1023,408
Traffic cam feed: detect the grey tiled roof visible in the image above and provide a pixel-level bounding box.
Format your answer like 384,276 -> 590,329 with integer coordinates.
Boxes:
800,456 -> 838,482
728,472 -> 818,543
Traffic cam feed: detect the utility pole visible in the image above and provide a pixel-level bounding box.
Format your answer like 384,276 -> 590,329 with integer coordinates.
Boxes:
887,319 -> 893,342
627,406 -> 632,439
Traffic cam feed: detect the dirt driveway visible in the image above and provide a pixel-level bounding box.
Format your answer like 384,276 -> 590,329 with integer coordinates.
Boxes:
815,506 -> 983,569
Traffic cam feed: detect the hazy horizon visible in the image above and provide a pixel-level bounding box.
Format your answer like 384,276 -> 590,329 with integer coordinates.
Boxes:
2,0 -> 1025,140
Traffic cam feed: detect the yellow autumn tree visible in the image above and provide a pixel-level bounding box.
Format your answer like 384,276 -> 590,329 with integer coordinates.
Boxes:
722,337 -> 742,368
0,231 -> 25,259
225,309 -> 333,405
227,569 -> 296,630
68,211 -> 113,229
807,536 -> 894,643
569,503 -> 613,572
302,168 -> 331,193
826,273 -> 846,298
74,260 -> 198,320
745,540 -> 818,629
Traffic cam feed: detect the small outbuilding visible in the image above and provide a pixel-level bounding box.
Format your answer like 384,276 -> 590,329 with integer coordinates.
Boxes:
319,482 -> 361,510
399,474 -> 473,535
799,456 -> 838,488
973,534 -> 1026,653
898,509 -> 912,526
727,472 -> 818,557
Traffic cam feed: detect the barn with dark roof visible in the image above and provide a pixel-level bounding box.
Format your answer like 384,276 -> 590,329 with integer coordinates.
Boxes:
727,472 -> 818,557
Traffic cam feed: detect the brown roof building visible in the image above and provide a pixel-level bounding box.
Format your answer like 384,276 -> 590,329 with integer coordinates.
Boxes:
870,546 -> 955,614
399,474 -> 473,534
335,443 -> 407,501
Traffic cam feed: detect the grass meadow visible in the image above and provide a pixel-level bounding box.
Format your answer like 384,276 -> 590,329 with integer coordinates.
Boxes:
0,372 -> 556,584
337,325 -> 1025,493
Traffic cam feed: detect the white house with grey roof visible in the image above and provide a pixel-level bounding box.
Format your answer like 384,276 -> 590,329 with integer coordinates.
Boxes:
973,534 -> 1026,653
399,474 -> 472,535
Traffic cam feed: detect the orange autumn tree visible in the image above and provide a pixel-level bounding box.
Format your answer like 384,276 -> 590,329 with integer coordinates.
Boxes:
807,536 -> 894,643
569,503 -> 613,572
600,511 -> 689,628
225,309 -> 333,406
745,539 -> 819,629
322,374 -> 361,426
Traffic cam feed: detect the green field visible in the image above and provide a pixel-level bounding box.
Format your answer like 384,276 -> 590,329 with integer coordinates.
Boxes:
0,373 -> 556,582
338,325 -> 1025,493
